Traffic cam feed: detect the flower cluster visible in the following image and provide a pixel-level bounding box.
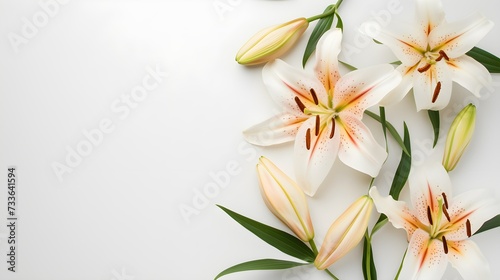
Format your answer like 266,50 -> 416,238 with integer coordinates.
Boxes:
216,0 -> 500,279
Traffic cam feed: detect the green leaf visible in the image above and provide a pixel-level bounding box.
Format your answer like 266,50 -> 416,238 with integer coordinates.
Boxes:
379,107 -> 388,152
427,110 -> 440,148
335,12 -> 343,30
216,205 -> 316,263
466,46 -> 500,73
364,110 -> 410,156
475,214 -> 500,235
214,259 -> 308,280
302,5 -> 335,67
362,236 -> 377,280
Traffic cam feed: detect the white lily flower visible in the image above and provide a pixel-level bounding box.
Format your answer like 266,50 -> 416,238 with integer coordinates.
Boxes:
243,29 -> 401,196
366,0 -> 493,111
370,162 -> 500,280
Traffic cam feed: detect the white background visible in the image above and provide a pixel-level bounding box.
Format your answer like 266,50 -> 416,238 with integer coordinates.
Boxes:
1,0 -> 500,279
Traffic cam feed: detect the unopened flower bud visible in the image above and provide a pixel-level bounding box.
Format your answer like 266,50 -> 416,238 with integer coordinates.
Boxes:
256,156 -> 314,242
314,195 -> 373,270
236,18 -> 309,66
442,103 -> 476,172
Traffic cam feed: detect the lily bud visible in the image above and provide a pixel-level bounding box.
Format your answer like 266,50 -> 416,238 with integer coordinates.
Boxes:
314,195 -> 373,270
442,103 -> 476,172
236,18 -> 309,66
256,156 -> 314,242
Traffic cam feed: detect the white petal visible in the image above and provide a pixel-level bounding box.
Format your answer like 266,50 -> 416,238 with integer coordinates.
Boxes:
243,113 -> 308,146
333,64 -> 401,118
314,28 -> 342,95
429,13 -> 494,58
412,60 -> 452,111
379,64 -> 416,106
447,240 -> 491,280
369,187 -> 421,240
409,162 -> 452,226
294,117 -> 340,196
263,59 -> 329,112
399,229 -> 448,280
372,24 -> 426,66
337,114 -> 387,177
448,55 -> 492,98
415,0 -> 445,36
445,189 -> 500,241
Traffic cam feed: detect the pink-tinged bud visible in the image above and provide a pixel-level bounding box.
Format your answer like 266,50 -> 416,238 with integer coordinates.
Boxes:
236,18 -> 309,66
256,156 -> 314,242
314,195 -> 373,270
442,103 -> 476,172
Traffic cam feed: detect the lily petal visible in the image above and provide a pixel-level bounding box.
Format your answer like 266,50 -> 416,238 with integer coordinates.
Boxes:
333,65 -> 401,117
445,189 -> 500,241
409,162 -> 452,226
369,187 -> 421,240
337,114 -> 387,177
447,240 -> 491,280
294,117 -> 340,196
429,13 -> 494,58
415,0 -> 445,36
447,55 -> 492,98
263,59 -> 329,113
314,28 -> 342,95
399,228 -> 448,280
412,60 -> 452,111
379,64 -> 416,107
243,113 -> 308,146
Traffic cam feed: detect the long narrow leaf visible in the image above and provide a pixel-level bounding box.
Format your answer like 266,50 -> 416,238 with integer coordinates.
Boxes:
427,110 -> 440,148
302,5 -> 335,67
217,205 -> 316,262
365,110 -> 409,156
475,214 -> 500,235
362,236 -> 377,280
466,46 -> 500,73
380,106 -> 388,152
215,259 -> 308,280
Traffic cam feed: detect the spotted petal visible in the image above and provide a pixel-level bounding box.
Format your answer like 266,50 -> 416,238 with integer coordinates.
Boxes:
314,28 -> 342,95
294,117 -> 340,196
447,55 -> 492,98
412,60 -> 452,111
243,113 -> 308,146
399,228 -> 448,280
379,64 -> 416,106
415,0 -> 445,36
337,114 -> 387,177
263,59 -> 329,113
447,240 -> 491,280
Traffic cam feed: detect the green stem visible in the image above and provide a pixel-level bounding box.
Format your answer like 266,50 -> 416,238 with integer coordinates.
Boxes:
364,232 -> 372,280
325,268 -> 340,280
309,239 -> 319,255
394,249 -> 407,280
307,0 -> 344,22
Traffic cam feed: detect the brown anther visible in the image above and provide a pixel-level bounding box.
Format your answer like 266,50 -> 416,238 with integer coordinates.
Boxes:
439,50 -> 449,61
442,192 -> 449,209
294,97 -> 306,113
315,115 -> 320,136
432,82 -> 441,103
427,206 -> 433,225
310,88 -> 319,105
329,118 -> 336,139
418,63 -> 432,73
442,205 -> 450,222
442,236 -> 449,254
306,128 -> 311,150
466,219 -> 472,237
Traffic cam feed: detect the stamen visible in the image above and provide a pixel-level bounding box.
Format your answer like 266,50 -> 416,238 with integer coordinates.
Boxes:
329,118 -> 336,139
306,128 -> 311,150
442,205 -> 450,222
432,82 -> 441,103
442,236 -> 448,254
310,88 -> 319,105
418,63 -> 431,73
439,50 -> 449,61
442,192 -> 449,209
436,53 -> 444,62
294,97 -> 306,113
315,115 -> 320,136
466,219 -> 472,237
427,206 -> 433,225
